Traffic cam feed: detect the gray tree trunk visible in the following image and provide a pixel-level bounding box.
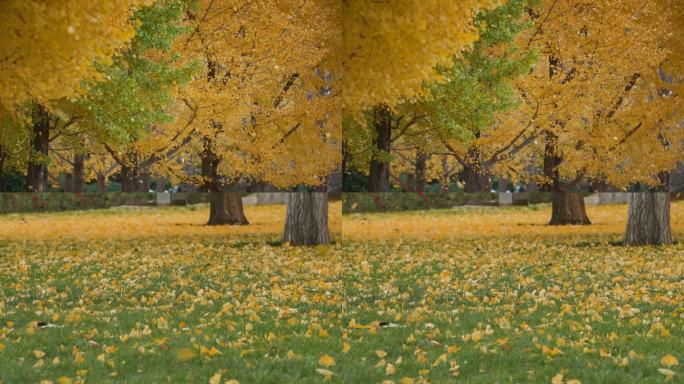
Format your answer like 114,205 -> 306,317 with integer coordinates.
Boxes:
283,192 -> 331,246
207,192 -> 249,225
549,192 -> 591,225
625,192 -> 672,246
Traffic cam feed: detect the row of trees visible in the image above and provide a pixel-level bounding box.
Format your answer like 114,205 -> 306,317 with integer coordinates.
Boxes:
343,0 -> 683,243
1,0 -> 341,244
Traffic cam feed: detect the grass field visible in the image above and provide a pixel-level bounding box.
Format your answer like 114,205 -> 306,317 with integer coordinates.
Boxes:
0,202 -> 682,383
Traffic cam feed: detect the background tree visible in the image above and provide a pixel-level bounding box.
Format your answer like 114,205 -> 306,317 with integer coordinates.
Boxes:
423,0 -> 537,193
179,0 -> 341,228
504,0 -> 681,224
342,0 -> 502,191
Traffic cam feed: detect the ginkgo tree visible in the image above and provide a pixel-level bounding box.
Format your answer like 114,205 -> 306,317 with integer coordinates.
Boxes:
342,0 -> 503,191
499,0 -> 682,230
171,0 -> 341,244
0,0 -> 154,191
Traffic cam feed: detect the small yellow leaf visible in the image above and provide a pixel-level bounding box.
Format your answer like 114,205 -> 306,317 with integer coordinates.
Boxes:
385,363 -> 396,375
56,377 -> 73,384
661,354 -> 679,367
96,353 -> 105,363
376,350 -> 388,358
319,354 -> 336,367
551,373 -> 564,384
208,372 -> 221,384
343,342 -> 351,353
176,348 -> 198,362
74,353 -> 85,364
567,380 -> 582,384
33,350 -> 46,359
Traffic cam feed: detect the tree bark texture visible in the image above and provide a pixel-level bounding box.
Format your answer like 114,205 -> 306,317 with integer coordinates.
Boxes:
625,192 -> 672,246
27,104 -> 50,192
207,192 -> 249,226
463,163 -> 491,193
549,192 -> 591,225
368,104 -> 392,192
415,151 -> 427,193
283,192 -> 331,246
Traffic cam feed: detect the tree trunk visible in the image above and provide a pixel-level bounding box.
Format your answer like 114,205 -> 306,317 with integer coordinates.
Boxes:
27,104 -> 50,192
73,153 -> 85,193
415,151 -> 427,193
97,172 -> 107,193
138,172 -> 150,192
121,164 -> 136,193
625,192 -> 672,246
549,192 -> 591,225
542,132 -> 561,192
207,192 -> 249,225
283,192 -> 331,246
463,163 -> 491,193
201,136 -> 220,192
368,104 -> 392,192
64,173 -> 74,192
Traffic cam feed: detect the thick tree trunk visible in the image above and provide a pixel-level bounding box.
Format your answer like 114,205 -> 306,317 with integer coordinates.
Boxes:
463,163 -> 491,193
549,192 -> 591,225
97,172 -> 107,193
121,164 -> 136,193
27,104 -> 50,192
368,104 -> 392,192
207,192 -> 249,225
283,192 -> 331,246
625,192 -> 672,246
415,151 -> 427,193
73,153 -> 85,193
138,172 -> 150,192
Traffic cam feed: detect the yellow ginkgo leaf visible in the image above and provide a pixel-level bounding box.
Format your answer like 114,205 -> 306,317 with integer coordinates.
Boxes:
342,342 -> 351,353
33,350 -> 46,359
551,373 -> 564,384
319,354 -> 336,367
176,348 -> 198,362
376,350 -> 388,358
661,354 -> 679,367
208,372 -> 221,384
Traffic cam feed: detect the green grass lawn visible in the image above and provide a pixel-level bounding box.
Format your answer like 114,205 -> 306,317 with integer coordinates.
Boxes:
0,204 -> 682,383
